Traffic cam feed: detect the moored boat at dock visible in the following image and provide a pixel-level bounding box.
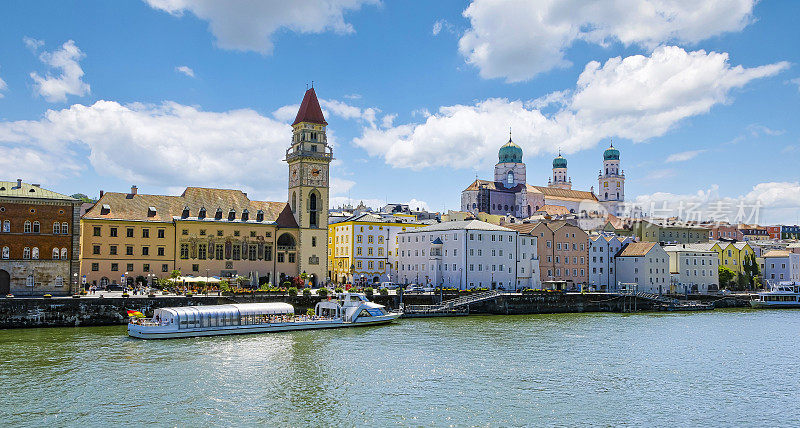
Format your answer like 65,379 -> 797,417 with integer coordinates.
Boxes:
750,283 -> 800,309
128,292 -> 400,339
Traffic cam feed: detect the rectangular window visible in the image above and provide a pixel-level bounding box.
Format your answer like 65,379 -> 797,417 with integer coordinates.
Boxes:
215,244 -> 224,260
126,228 -> 134,238
142,246 -> 149,256
250,231 -> 256,237
93,226 -> 101,237
143,264 -> 150,273
142,228 -> 149,238
162,264 -> 169,272
248,245 -> 257,261
182,229 -> 189,236
158,229 -> 165,238
91,263 -> 99,271
127,263 -> 134,272
109,245 -> 117,255
157,247 -> 165,257
217,230 -> 223,237
109,227 -> 118,237
111,263 -> 119,272
288,253 -> 295,263
92,245 -> 100,255
180,244 -> 189,259
277,252 -> 285,263
192,264 -> 199,272
264,246 -> 272,261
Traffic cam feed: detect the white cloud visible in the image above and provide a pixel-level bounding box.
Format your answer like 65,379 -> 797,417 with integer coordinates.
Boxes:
175,65 -> 195,78
273,98 -> 379,126
0,100 -> 292,199
145,0 -> 379,54
791,77 -> 800,92
432,19 -> 456,36
633,182 -> 800,225
458,0 -> 757,82
29,40 -> 90,103
329,196 -> 431,212
644,169 -> 676,180
354,46 -> 788,170
23,36 -> 44,51
0,69 -> 6,98
0,145 -> 82,183
666,149 -> 706,163
343,93 -> 362,100
331,177 -> 355,196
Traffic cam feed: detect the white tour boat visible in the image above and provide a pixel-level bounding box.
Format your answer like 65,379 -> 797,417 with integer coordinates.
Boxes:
128,292 -> 401,339
750,283 -> 800,309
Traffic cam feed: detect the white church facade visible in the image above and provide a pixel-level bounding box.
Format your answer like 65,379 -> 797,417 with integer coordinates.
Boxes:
461,135 -> 626,218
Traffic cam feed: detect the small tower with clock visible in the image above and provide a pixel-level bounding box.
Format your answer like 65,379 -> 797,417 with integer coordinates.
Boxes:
286,87 -> 332,285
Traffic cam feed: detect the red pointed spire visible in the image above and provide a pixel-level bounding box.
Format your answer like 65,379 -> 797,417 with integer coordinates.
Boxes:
292,87 -> 327,126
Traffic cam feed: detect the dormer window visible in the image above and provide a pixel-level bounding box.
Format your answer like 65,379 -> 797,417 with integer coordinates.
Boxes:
198,207 -> 206,219
181,206 -> 189,219
228,209 -> 236,221
148,206 -> 157,217
256,210 -> 264,222
215,208 -> 223,220
241,209 -> 249,222
101,204 -> 111,215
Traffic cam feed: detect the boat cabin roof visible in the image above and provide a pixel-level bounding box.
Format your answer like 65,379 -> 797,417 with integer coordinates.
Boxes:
154,302 -> 294,319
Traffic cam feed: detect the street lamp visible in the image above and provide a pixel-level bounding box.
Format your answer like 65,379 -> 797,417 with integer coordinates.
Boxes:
73,272 -> 78,294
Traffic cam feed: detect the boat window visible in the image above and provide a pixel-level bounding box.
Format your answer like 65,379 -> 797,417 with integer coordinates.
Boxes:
358,309 -> 372,317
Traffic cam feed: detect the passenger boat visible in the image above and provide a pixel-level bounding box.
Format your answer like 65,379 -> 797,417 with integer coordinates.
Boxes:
750,283 -> 800,309
128,293 -> 400,339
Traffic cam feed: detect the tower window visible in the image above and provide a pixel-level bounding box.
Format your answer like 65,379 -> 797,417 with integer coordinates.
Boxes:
507,171 -> 514,185
309,193 -> 318,228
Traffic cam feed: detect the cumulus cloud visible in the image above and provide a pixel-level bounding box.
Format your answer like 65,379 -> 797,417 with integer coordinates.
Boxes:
354,46 -> 788,170
666,149 -> 706,163
145,0 -> 378,54
791,77 -> 800,91
633,182 -> 800,225
175,65 -> 195,77
272,98 -> 378,126
459,0 -> 757,82
28,39 -> 91,103
432,19 -> 456,36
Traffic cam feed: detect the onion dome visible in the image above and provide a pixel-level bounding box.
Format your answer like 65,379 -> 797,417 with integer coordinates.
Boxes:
553,152 -> 567,169
603,141 -> 620,161
498,135 -> 523,163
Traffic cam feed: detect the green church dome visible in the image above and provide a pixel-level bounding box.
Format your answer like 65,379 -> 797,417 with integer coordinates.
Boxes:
498,138 -> 523,163
553,153 -> 567,169
603,142 -> 620,161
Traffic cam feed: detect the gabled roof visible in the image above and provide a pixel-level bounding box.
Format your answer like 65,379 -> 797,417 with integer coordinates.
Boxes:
0,180 -> 77,201
292,87 -> 327,126
535,205 -> 570,216
526,184 -> 598,202
617,242 -> 658,257
763,250 -> 793,258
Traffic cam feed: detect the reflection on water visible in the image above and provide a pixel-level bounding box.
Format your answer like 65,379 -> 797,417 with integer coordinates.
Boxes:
1,309 -> 799,426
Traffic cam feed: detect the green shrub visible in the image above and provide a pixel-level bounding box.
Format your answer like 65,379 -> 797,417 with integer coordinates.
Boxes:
302,288 -> 311,296
378,287 -> 389,296
317,288 -> 329,298
364,287 -> 374,295
334,287 -> 343,293
306,308 -> 315,316
287,287 -> 298,296
282,281 -> 292,288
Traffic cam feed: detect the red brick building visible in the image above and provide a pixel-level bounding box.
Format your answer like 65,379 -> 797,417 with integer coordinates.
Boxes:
766,226 -> 781,240
0,179 -> 82,295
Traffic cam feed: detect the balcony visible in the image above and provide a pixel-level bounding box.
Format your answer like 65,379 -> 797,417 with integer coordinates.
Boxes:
285,145 -> 333,162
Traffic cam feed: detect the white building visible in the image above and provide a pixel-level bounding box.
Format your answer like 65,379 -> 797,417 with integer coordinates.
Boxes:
588,233 -> 634,291
664,244 -> 719,294
614,242 -> 670,294
397,220 -> 518,290
516,232 -> 541,290
763,250 -> 800,285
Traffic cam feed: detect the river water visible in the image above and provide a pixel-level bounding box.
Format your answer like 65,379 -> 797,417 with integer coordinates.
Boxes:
1,309 -> 798,427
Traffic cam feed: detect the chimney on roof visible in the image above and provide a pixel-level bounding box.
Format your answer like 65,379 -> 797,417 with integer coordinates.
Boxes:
99,190 -> 104,198
130,185 -> 138,196
14,178 -> 22,189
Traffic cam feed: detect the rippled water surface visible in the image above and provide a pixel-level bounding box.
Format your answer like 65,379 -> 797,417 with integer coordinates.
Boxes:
1,309 -> 798,426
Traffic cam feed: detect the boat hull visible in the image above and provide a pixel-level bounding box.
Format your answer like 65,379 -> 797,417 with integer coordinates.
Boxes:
128,313 -> 400,339
749,300 -> 800,309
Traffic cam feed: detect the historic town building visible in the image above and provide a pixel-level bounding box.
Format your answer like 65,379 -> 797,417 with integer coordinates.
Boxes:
507,221 -> 589,289
80,88 -> 330,287
614,242 -> 670,294
461,135 -> 625,219
0,180 -> 82,295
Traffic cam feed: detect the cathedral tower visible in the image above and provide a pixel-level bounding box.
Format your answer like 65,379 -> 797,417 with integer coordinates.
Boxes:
548,151 -> 572,190
286,87 -> 332,285
598,141 -> 625,215
494,131 -> 526,187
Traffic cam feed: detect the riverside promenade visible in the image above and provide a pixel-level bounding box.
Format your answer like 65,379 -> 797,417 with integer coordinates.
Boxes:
0,290 -> 752,329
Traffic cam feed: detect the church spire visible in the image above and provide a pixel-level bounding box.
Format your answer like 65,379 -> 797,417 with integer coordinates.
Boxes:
292,87 -> 327,126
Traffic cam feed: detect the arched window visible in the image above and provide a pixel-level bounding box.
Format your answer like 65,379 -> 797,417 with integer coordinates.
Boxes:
55,276 -> 63,287
291,192 -> 297,213
507,171 -> 514,185
24,221 -> 31,233
32,221 -> 40,233
1,246 -> 8,259
62,222 -> 68,234
52,248 -> 59,259
53,222 -> 60,234
309,192 -> 318,228
26,275 -> 34,287
61,248 -> 68,260
2,220 -> 9,232
23,247 -> 30,259
605,192 -> 608,199
277,233 -> 296,250
31,247 -> 39,259
616,192 -> 620,199
472,203 -> 476,209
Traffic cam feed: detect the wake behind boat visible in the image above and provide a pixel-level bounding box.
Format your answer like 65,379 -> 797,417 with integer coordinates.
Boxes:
128,292 -> 400,339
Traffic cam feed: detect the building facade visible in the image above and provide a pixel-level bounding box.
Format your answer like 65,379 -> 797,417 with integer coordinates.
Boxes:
327,213 -> 428,285
614,242 -> 670,294
588,233 -> 634,291
781,225 -> 800,240
664,244 -> 720,294
0,180 -> 81,295
507,221 -> 589,288
632,219 -> 708,244
762,250 -> 800,285
397,220 -> 518,289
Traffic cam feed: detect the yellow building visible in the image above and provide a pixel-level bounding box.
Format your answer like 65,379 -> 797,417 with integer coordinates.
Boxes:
328,213 -> 428,285
717,241 -> 754,275
81,186 -> 301,287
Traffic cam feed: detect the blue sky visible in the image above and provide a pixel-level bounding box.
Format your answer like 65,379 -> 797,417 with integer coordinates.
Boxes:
0,0 -> 799,224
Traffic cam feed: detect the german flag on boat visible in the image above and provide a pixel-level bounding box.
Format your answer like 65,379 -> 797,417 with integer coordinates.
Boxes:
127,310 -> 145,318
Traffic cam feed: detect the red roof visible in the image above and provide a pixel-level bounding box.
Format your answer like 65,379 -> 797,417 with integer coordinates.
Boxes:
292,87 -> 327,126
